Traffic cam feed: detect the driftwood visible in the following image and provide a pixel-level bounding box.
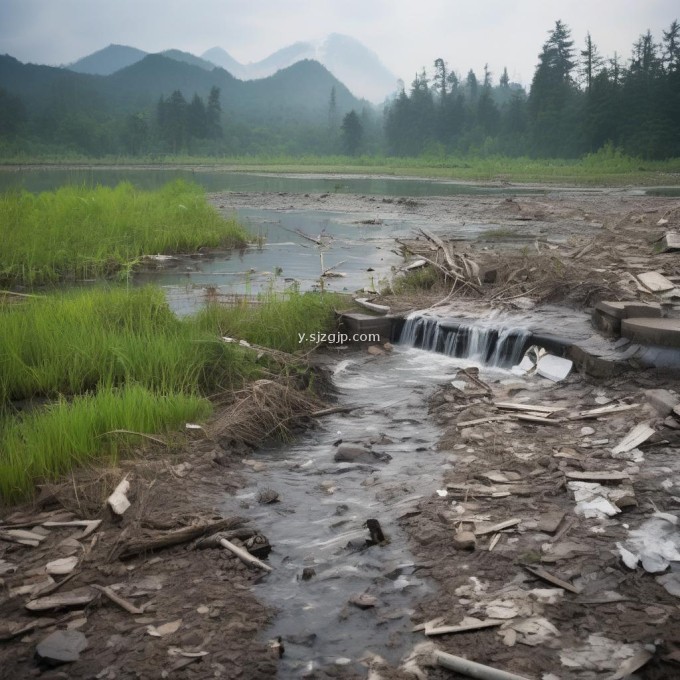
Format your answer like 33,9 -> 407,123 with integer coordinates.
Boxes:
310,405 -> 357,417
523,564 -> 582,594
569,403 -> 640,420
425,619 -> 504,636
117,517 -> 244,560
91,584 -> 143,614
195,533 -> 272,572
495,402 -> 563,414
514,414 -> 564,426
435,650 -> 533,680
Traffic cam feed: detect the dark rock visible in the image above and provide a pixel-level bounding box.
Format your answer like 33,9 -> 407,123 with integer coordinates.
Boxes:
301,567 -> 316,581
36,630 -> 88,666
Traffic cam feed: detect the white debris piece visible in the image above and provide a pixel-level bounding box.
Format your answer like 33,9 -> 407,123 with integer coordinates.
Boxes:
560,634 -> 648,672
569,482 -> 625,518
536,354 -> 572,382
617,517 -> 680,572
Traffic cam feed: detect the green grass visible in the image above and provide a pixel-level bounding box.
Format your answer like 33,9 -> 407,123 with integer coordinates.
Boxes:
0,180 -> 248,287
389,265 -> 440,294
0,385 -> 210,502
0,286 -> 343,502
3,147 -> 679,185
195,290 -> 347,353
0,287 -> 259,405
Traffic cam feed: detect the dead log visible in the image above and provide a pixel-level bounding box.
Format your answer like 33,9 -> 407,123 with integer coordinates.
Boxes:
117,517 -> 245,560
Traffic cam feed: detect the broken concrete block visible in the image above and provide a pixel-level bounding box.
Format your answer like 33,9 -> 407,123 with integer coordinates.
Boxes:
644,389 -> 679,417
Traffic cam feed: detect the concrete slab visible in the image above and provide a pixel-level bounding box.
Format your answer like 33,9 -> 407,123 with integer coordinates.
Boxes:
621,317 -> 680,349
592,301 -> 663,338
339,313 -> 397,340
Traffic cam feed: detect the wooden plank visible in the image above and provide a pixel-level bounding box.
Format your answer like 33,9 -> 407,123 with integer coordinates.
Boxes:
475,519 -> 521,536
425,619 -> 504,637
565,470 -> 629,482
637,271 -> 675,293
612,423 -> 654,454
514,414 -> 563,426
570,403 -> 640,420
523,565 -> 582,594
456,415 -> 511,428
495,402 -> 564,414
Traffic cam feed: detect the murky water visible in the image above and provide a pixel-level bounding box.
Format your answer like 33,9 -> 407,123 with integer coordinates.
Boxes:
222,347 -> 515,677
0,167 -> 547,196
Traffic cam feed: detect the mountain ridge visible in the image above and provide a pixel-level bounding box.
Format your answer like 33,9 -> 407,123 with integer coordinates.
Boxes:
65,34 -> 398,102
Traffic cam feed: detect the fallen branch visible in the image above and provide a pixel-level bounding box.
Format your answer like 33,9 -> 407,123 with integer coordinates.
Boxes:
425,619 -> 504,636
310,405 -> 357,418
92,584 -> 144,614
117,517 -> 244,560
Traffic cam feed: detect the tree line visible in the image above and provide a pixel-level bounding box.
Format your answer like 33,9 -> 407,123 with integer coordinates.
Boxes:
381,19 -> 680,159
0,19 -> 678,159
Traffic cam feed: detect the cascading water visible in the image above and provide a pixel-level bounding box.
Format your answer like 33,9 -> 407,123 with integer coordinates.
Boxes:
399,314 -> 531,367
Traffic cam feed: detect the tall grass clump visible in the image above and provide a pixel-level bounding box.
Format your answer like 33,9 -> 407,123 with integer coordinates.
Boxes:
195,290 -> 346,353
0,385 -> 210,502
0,286 -> 345,502
0,286 -> 260,405
0,180 -> 248,286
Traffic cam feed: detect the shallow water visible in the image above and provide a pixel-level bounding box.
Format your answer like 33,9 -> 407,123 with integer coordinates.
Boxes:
221,347 -> 516,677
137,206 -> 511,315
0,167 -> 546,196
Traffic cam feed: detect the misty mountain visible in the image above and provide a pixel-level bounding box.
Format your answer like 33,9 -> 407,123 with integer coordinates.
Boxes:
65,33 -> 399,103
68,44 -> 147,75
200,47 -> 246,79
202,34 -> 398,102
0,52 -> 363,125
160,49 -> 215,71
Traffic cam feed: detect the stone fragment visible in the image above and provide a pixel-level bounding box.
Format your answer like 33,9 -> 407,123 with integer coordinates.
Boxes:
36,630 -> 88,665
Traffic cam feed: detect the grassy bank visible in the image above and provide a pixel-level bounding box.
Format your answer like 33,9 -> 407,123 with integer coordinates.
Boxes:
0,180 -> 248,287
2,148 -> 679,185
0,286 -> 343,502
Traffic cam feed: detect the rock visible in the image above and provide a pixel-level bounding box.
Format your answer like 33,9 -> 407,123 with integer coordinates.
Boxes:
36,630 -> 88,665
367,346 -> 385,356
580,426 -> 596,437
301,567 -> 316,581
452,531 -> 477,551
349,593 -> 379,609
644,389 -> 679,417
333,445 -> 390,464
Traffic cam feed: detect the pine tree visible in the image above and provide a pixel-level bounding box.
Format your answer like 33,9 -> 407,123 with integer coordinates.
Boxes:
580,33 -> 604,90
341,110 -> 363,155
206,86 -> 222,139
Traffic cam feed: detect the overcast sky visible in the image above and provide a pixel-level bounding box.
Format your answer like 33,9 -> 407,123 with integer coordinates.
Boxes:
1,0 -> 677,85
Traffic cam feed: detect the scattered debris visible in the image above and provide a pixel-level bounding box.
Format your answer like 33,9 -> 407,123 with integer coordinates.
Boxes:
107,477 -> 131,516
611,422 -> 654,454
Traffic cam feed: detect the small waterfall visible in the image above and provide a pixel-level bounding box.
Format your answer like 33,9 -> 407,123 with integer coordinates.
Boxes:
399,315 -> 531,368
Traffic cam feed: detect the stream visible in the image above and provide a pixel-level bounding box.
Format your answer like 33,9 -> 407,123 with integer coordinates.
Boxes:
222,346 -> 517,677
